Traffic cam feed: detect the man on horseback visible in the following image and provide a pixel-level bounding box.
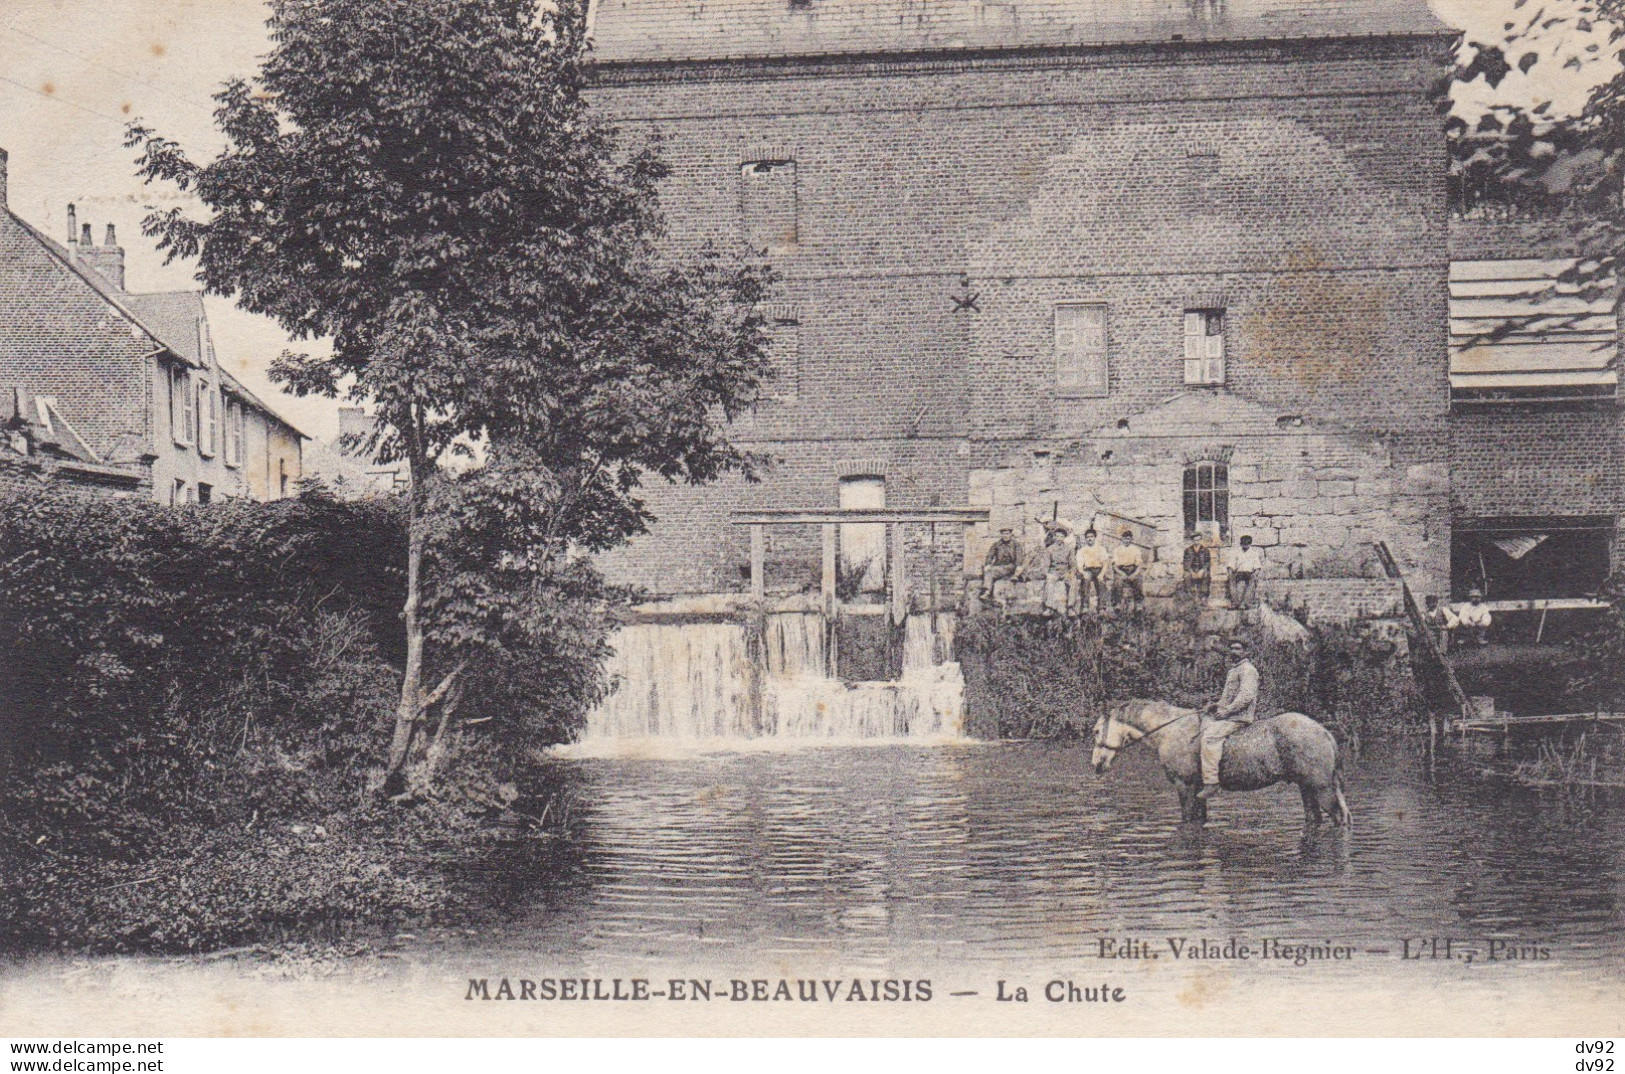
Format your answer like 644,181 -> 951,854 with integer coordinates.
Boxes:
1197,638 -> 1259,799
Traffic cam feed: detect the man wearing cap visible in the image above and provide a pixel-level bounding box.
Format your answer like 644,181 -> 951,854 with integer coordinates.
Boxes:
1181,534 -> 1213,610
1112,527 -> 1145,615
1451,587 -> 1492,647
1198,638 -> 1260,798
1074,529 -> 1109,616
982,527 -> 1022,602
1027,519 -> 1077,616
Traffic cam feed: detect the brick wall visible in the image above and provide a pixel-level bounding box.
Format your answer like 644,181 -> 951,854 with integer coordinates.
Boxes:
587,36 -> 1450,598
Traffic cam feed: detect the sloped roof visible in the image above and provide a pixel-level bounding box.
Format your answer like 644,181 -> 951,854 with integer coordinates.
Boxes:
1449,258 -> 1621,398
2,208 -> 306,438
123,291 -> 207,367
587,0 -> 1450,63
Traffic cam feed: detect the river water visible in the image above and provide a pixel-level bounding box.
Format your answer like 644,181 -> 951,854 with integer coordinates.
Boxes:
475,737 -> 1625,985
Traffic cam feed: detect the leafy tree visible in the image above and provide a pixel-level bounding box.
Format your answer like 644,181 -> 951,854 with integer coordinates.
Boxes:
1447,0 -> 1625,247
127,0 -> 772,795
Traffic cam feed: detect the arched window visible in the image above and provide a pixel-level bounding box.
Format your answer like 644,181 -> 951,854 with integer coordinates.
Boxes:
1183,461 -> 1229,539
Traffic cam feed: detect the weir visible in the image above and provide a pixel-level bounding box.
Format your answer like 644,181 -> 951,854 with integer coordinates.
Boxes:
582,508 -> 986,742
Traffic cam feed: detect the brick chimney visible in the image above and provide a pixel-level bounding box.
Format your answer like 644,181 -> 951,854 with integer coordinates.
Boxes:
66,203 -> 77,247
78,221 -> 126,291
0,147 -> 8,207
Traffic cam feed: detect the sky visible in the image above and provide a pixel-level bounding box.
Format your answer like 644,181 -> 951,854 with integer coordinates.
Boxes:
1,0 -> 1619,442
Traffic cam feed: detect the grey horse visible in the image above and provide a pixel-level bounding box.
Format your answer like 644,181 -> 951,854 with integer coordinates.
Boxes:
1090,699 -> 1351,826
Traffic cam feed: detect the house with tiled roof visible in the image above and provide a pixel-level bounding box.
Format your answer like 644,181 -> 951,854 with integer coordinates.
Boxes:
0,147 -> 304,504
585,0 -> 1462,610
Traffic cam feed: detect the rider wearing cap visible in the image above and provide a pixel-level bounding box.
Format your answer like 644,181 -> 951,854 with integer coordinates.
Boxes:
1112,527 -> 1145,615
1198,638 -> 1259,799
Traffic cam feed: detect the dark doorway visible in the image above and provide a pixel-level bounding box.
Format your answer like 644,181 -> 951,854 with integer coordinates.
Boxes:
1450,517 -> 1614,600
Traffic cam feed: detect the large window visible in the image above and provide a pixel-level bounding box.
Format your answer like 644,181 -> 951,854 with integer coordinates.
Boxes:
1054,303 -> 1108,397
1183,461 -> 1230,539
741,160 -> 797,254
1184,309 -> 1226,386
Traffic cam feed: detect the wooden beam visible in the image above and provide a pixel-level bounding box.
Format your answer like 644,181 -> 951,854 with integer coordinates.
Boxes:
731,508 -> 989,525
749,523 -> 765,601
889,521 -> 906,626
821,523 -> 837,618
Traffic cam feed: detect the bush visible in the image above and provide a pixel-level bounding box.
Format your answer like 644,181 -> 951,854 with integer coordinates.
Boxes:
0,486 -> 606,954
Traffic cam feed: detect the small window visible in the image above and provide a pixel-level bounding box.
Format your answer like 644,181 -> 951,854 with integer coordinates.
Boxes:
1055,303 -> 1108,397
170,366 -> 192,446
197,482 -> 212,505
1184,309 -> 1226,386
279,458 -> 289,499
198,379 -> 217,457
172,478 -> 186,506
768,315 -> 801,401
1183,461 -> 1230,539
741,160 -> 797,253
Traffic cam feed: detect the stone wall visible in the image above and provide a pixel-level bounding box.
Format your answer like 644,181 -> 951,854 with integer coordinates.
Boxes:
966,391 -> 1450,599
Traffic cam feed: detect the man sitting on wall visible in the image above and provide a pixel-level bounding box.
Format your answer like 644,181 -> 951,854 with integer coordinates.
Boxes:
1198,638 -> 1260,799
1450,587 -> 1492,647
1019,518 -> 1076,617
982,527 -> 1022,604
1227,535 -> 1263,610
1075,528 -> 1109,616
1181,534 -> 1212,610
1112,527 -> 1146,616
1425,594 -> 1458,654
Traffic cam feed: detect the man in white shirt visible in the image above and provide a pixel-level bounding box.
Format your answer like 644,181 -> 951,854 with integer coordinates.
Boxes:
1451,587 -> 1492,647
1198,639 -> 1260,797
1074,529 -> 1110,615
1227,535 -> 1263,609
1111,527 -> 1146,615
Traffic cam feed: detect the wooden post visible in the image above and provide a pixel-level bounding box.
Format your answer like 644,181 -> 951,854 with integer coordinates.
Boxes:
890,521 -> 907,626
822,523 -> 838,680
750,524 -> 765,601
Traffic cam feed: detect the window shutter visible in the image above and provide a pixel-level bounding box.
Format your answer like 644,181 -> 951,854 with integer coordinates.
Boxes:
1056,304 -> 1108,396
203,384 -> 217,456
182,372 -> 196,444
1204,321 -> 1225,385
1185,310 -> 1226,385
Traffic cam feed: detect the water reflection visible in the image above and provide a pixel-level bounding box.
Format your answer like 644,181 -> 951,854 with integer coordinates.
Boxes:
483,740 -> 1624,977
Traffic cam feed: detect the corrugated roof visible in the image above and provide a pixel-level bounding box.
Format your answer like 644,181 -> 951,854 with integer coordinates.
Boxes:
1449,258 -> 1621,399
587,0 -> 1450,63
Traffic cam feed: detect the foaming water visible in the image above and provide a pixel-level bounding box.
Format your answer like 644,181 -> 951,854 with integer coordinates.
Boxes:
584,614 -> 963,741
486,740 -> 1625,978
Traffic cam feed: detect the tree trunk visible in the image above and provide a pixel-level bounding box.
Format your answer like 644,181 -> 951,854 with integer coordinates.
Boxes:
382,427 -> 429,798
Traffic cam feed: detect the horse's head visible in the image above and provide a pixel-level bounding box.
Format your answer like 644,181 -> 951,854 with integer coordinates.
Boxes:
1091,704 -> 1130,774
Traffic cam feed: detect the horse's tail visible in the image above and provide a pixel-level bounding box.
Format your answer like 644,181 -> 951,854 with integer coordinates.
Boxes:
1331,738 -> 1352,827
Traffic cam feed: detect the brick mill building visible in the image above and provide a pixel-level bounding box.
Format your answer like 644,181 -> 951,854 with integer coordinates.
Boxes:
584,0 -> 1618,619
0,148 -> 305,503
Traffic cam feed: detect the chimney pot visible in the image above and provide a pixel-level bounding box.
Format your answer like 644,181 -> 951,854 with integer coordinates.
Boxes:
104,223 -> 116,245
80,223 -> 92,245
67,203 -> 77,244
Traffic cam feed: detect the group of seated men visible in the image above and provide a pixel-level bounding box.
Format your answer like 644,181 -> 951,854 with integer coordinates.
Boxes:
979,521 -> 1265,615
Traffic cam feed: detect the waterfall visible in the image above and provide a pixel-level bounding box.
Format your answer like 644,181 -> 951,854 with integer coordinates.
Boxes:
583,611 -> 965,742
